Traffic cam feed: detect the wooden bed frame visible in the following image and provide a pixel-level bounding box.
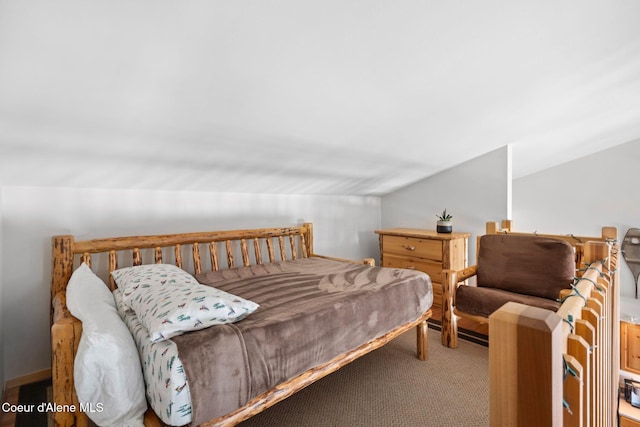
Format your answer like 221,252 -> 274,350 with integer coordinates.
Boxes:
51,223 -> 432,427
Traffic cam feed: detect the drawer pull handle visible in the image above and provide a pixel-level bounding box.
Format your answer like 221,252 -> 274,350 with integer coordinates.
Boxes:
404,245 -> 416,251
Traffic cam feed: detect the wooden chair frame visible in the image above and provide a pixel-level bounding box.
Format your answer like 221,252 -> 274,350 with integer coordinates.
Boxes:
441,220 -> 618,348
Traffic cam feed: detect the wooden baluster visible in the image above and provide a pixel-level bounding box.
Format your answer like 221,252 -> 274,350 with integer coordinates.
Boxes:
266,238 -> 275,263
586,298 -> 603,427
575,319 -> 595,427
254,238 -> 263,265
133,248 -> 142,266
241,239 -> 250,267
209,242 -> 219,272
581,306 -> 599,425
226,240 -> 234,269
192,243 -> 202,275
154,247 -> 163,264
108,250 -> 118,291
278,236 -> 286,261
562,352 -> 583,427
603,277 -> 612,426
81,253 -> 91,267
289,235 -> 297,260
175,244 -> 183,269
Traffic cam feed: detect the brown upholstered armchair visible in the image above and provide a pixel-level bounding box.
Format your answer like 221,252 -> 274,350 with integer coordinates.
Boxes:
441,233 -> 576,348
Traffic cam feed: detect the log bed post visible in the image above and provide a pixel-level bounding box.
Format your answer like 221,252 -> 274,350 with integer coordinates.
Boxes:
51,236 -> 74,322
303,222 -> 313,256
51,236 -> 90,427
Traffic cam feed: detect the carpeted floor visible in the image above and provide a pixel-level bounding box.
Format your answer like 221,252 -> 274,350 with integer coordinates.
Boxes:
18,328 -> 488,427
237,328 -> 488,427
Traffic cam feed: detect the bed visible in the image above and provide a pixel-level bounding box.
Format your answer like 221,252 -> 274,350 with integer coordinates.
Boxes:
51,223 -> 433,426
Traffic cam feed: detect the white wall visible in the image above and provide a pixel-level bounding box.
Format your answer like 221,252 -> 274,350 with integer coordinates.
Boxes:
381,146 -> 511,265
0,186 -> 380,381
513,139 -> 640,312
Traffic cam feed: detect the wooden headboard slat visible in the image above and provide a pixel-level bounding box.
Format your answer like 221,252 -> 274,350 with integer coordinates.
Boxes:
300,233 -> 308,258
108,250 -> 118,290
225,240 -> 234,269
254,238 -> 263,265
132,248 -> 142,266
192,244 -> 202,274
289,235 -> 297,260
209,242 -> 219,272
82,253 -> 91,267
174,244 -> 183,269
266,239 -> 275,263
278,236 -> 286,262
240,239 -> 250,267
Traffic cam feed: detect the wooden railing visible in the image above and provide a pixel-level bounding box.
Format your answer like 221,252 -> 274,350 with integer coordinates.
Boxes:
489,236 -> 620,426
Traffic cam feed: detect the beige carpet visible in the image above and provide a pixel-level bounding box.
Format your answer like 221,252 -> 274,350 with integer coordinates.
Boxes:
43,329 -> 488,427
238,328 -> 488,427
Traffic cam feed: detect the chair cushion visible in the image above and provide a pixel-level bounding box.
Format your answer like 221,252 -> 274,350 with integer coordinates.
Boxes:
477,234 -> 575,300
456,285 -> 562,318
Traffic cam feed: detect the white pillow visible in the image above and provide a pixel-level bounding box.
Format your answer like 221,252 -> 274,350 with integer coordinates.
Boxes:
111,264 -> 260,342
66,263 -> 147,427
66,263 -> 116,315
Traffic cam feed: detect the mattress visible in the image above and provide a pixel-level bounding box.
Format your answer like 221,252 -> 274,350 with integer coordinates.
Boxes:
178,257 -> 432,425
115,257 -> 432,426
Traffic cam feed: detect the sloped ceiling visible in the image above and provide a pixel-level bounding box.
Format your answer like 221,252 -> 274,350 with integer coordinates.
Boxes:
1,1 -> 639,195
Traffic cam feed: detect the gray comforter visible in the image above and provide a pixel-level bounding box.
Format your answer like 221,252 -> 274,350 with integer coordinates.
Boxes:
171,257 -> 432,425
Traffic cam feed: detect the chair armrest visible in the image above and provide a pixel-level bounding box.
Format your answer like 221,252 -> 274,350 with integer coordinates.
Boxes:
454,265 -> 479,283
443,265 -> 478,306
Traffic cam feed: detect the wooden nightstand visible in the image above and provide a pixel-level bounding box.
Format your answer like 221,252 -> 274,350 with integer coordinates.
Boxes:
622,321 -> 640,373
375,228 -> 470,313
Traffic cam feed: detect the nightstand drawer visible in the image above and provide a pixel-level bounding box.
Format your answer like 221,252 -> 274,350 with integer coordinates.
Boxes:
382,254 -> 442,282
382,236 -> 442,261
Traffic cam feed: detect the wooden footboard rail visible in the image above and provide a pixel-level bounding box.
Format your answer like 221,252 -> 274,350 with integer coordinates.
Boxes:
489,236 -> 620,426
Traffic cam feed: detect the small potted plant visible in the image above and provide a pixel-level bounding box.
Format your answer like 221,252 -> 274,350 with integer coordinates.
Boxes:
436,209 -> 453,233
